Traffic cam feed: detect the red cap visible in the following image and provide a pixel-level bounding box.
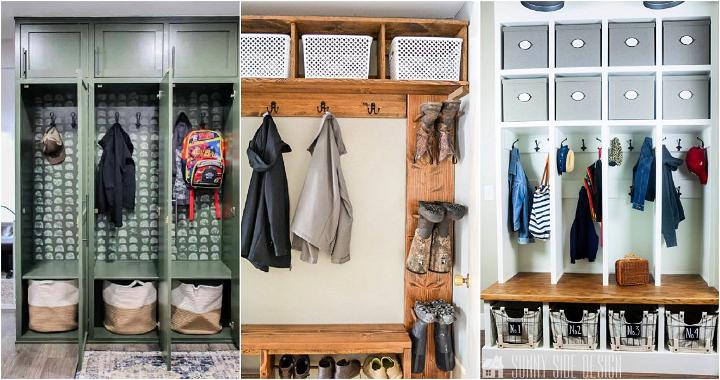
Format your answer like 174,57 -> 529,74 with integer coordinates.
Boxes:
686,146 -> 708,185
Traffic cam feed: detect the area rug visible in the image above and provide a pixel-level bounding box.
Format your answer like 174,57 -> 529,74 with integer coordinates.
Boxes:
76,351 -> 240,379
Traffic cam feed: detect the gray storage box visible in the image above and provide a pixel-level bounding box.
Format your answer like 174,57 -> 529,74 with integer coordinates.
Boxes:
663,75 -> 709,120
663,20 -> 710,65
556,77 -> 601,120
609,76 -> 655,120
503,25 -> 548,70
556,24 -> 601,68
502,78 -> 548,122
609,22 -> 655,66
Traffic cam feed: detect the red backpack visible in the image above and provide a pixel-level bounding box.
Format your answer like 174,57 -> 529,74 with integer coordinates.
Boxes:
181,129 -> 225,221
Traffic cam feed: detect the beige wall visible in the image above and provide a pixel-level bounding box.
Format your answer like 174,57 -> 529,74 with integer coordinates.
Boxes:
240,116 -> 406,324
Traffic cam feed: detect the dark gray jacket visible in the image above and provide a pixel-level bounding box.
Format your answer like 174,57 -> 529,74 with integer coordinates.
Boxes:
241,115 -> 292,272
661,145 -> 685,247
96,122 -> 136,227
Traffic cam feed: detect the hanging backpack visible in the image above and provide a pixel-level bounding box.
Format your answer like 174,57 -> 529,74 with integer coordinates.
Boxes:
181,129 -> 225,221
529,156 -> 550,240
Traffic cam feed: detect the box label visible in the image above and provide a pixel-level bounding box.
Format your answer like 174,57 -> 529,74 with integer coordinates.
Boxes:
508,321 -> 523,336
684,326 -> 700,340
625,323 -> 642,338
568,323 -> 584,337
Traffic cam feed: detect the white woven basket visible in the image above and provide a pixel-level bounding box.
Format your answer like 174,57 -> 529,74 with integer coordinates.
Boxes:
240,33 -> 291,78
302,34 -> 372,79
390,37 -> 463,81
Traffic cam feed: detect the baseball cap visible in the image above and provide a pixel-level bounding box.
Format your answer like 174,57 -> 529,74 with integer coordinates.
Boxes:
686,146 -> 707,185
41,126 -> 66,165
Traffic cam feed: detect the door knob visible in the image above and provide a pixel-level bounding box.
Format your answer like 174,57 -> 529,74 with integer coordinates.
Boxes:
454,273 -> 470,288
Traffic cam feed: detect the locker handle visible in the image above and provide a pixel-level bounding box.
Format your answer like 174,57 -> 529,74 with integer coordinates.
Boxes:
94,47 -> 100,76
22,49 -> 27,78
171,46 -> 175,74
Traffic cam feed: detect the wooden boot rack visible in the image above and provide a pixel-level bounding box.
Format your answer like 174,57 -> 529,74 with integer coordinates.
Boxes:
241,15 -> 469,379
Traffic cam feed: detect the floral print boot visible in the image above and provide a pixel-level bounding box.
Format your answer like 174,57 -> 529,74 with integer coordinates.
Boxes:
406,201 -> 445,274
429,202 -> 468,273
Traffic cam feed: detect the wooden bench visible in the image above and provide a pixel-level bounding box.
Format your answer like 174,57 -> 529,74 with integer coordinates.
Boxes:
242,324 -> 412,379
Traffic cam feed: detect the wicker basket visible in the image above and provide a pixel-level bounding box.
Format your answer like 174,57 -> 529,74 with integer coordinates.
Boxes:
28,280 -> 79,332
666,309 -> 718,353
550,306 -> 600,350
491,303 -> 542,348
171,282 -> 223,334
103,280 -> 157,335
615,253 -> 649,286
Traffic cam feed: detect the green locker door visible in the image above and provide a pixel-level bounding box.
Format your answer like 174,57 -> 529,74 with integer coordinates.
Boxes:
20,24 -> 88,78
77,78 -> 89,368
94,24 -> 164,78
227,82 -> 240,347
169,23 -> 238,77
158,70 -> 174,370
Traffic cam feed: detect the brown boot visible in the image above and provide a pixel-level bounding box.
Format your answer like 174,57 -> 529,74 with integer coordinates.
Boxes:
437,100 -> 461,164
406,202 -> 445,274
429,202 -> 467,273
413,102 -> 442,164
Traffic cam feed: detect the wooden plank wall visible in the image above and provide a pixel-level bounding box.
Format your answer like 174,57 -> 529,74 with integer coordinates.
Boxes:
404,94 -> 454,379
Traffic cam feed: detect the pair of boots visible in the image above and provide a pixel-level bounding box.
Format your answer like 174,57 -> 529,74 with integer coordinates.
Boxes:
410,300 -> 456,373
414,100 -> 461,165
406,201 -> 467,274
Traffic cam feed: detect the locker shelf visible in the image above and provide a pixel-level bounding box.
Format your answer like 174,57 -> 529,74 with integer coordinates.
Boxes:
481,272 -> 718,305
171,327 -> 234,343
88,327 -> 159,343
172,261 -> 232,280
22,261 -> 78,279
93,261 -> 159,280
16,330 -> 78,343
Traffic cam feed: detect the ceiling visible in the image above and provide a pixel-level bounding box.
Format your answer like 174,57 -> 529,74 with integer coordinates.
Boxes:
1,1 -> 239,40
241,1 -> 467,19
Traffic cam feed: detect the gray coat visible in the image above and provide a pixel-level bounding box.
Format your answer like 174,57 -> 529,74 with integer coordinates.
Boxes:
291,113 -> 353,264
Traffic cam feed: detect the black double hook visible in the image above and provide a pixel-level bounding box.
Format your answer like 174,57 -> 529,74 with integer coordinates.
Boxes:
581,138 -> 587,151
135,112 -> 142,128
697,136 -> 705,148
71,112 -> 77,129
676,138 -> 682,152
317,101 -> 330,113
199,112 -> 207,127
560,137 -> 568,147
266,101 -> 279,114
534,139 -> 540,152
363,102 -> 380,115
49,112 -> 56,127
511,138 -> 519,150
628,139 -> 634,152
114,112 -> 120,124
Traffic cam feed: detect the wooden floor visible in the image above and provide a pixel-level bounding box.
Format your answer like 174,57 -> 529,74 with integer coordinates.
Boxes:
482,272 -> 719,305
1,309 -> 235,379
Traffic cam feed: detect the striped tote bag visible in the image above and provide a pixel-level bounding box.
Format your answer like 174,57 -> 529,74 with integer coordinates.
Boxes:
529,156 -> 550,240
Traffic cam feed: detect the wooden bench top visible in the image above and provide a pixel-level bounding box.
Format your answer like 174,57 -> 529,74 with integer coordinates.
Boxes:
481,273 -> 719,305
241,323 -> 411,355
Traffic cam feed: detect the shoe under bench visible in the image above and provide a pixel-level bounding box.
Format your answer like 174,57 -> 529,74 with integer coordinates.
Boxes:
241,323 -> 412,379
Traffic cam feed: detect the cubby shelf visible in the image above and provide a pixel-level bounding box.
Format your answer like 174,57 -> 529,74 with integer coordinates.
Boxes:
88,327 -> 159,344
481,272 -> 718,305
22,261 -> 78,279
171,327 -> 234,343
93,261 -> 158,280
241,78 -> 469,97
172,261 -> 232,280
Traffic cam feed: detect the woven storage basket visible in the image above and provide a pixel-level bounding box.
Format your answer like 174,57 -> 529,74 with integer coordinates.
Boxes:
390,37 -> 463,80
666,310 -> 718,353
28,280 -> 79,332
302,34 -> 372,79
240,33 -> 291,78
171,283 -> 223,334
615,253 -> 650,286
491,304 -> 542,348
103,280 -> 157,335
550,308 -> 600,350
608,309 -> 658,351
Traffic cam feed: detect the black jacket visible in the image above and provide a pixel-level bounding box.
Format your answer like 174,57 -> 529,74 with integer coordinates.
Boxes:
241,115 -> 292,272
570,187 -> 598,263
96,122 -> 136,227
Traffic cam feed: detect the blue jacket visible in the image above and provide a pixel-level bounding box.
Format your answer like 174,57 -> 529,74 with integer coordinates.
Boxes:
630,137 -> 656,211
508,148 -> 534,244
661,145 -> 685,247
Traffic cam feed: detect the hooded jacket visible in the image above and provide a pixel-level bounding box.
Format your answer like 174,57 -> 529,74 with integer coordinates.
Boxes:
291,113 -> 353,264
661,145 -> 685,247
241,115 -> 292,272
570,187 -> 599,263
96,122 -> 136,227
